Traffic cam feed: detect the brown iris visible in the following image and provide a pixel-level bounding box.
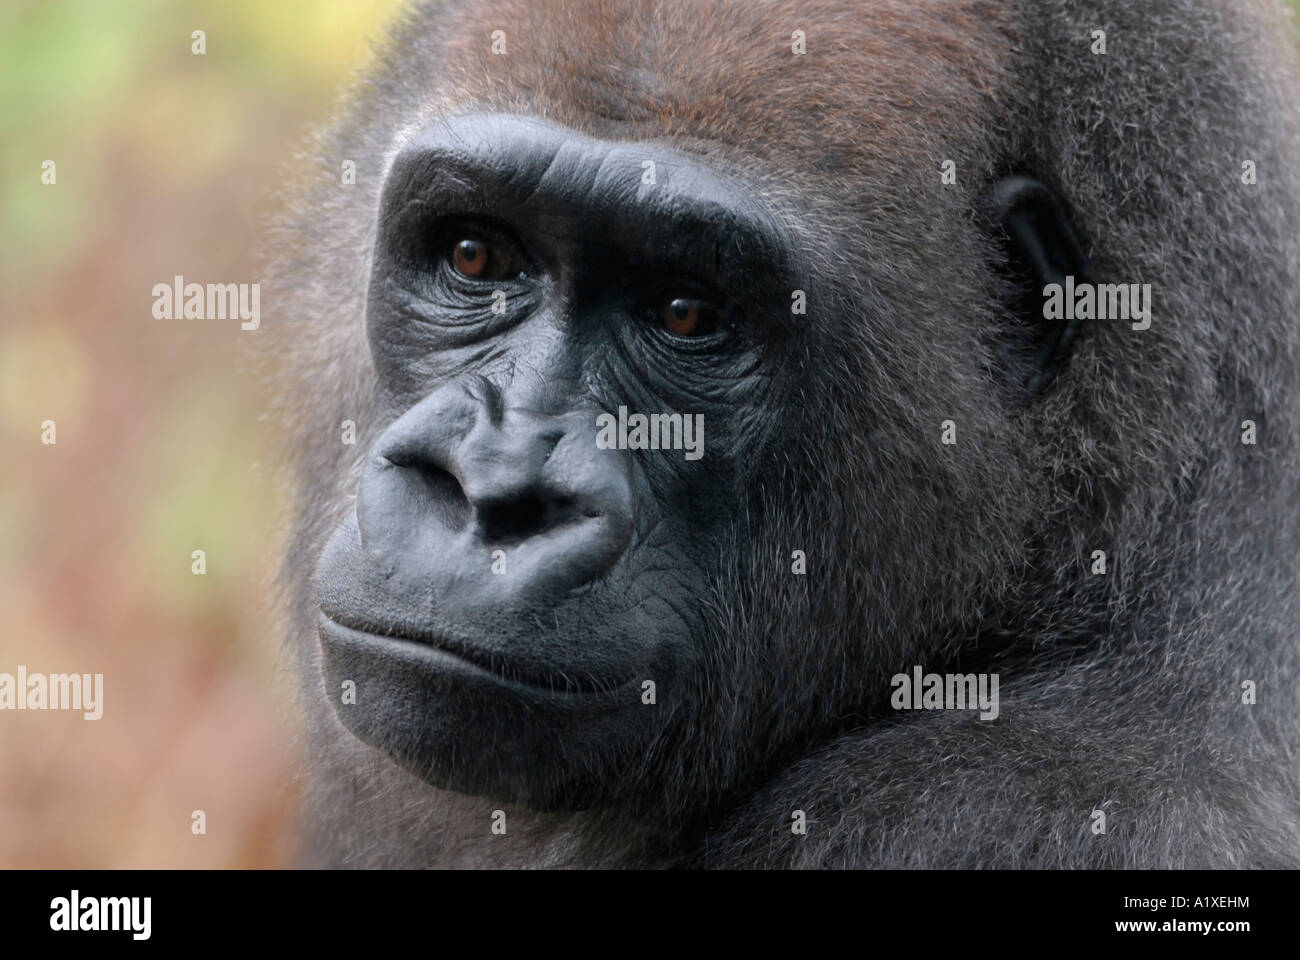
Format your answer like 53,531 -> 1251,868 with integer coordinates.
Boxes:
451,238 -> 491,278
661,297 -> 722,338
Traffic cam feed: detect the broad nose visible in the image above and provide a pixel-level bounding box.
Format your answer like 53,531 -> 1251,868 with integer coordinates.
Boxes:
356,379 -> 634,603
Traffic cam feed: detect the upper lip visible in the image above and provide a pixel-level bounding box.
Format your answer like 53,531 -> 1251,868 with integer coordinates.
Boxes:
317,609 -> 633,696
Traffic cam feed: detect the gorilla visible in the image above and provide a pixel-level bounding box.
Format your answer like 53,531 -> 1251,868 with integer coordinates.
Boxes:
266,0 -> 1300,867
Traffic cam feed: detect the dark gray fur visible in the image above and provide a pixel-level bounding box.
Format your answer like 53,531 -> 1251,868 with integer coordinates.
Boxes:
265,0 -> 1300,867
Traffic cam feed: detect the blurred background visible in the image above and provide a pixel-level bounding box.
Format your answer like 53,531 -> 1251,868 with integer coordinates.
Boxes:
0,0 -> 402,867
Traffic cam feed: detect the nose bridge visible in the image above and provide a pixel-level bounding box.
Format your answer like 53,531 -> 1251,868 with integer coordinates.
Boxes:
457,405 -> 565,505
382,373 -> 595,480
497,315 -> 587,416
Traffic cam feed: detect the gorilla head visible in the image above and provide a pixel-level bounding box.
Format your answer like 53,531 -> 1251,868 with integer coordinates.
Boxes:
271,0 -> 1300,867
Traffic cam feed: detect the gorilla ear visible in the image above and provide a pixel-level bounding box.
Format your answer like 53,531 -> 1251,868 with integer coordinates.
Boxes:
986,175 -> 1092,394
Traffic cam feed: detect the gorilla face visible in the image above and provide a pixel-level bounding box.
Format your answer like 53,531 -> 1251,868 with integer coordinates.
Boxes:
313,114 -> 799,808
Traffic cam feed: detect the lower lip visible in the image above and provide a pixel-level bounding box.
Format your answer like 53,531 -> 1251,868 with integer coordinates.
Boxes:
316,612 -> 634,700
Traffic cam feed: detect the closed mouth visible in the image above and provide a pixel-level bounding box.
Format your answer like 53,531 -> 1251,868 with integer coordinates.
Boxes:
316,610 -> 633,697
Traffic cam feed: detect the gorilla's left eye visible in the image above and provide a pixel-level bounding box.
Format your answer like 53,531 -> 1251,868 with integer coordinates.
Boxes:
660,297 -> 725,338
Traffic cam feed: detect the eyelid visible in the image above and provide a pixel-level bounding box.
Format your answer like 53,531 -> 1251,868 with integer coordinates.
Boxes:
437,217 -> 531,278
653,300 -> 734,348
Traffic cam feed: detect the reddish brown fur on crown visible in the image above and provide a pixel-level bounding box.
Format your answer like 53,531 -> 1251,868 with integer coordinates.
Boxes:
413,0 -> 1014,176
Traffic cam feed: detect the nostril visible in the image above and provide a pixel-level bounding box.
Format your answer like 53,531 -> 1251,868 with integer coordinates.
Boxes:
385,454 -> 472,532
478,492 -> 582,545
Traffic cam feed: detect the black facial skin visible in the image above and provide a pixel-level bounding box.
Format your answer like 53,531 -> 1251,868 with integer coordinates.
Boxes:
313,114 -> 798,808
311,114 -> 1082,811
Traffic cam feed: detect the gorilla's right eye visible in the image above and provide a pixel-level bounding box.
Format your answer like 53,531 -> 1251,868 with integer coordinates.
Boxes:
660,297 -> 724,338
447,236 -> 516,281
